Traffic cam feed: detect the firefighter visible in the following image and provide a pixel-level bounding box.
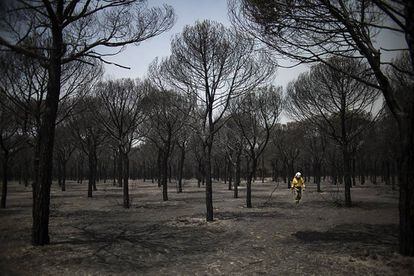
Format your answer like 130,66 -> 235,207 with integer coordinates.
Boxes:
291,172 -> 305,204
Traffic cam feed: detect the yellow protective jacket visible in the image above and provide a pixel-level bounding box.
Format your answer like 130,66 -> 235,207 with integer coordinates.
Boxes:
291,177 -> 305,188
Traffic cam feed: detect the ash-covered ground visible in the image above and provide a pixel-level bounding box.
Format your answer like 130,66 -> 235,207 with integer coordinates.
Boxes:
1,179 -> 413,275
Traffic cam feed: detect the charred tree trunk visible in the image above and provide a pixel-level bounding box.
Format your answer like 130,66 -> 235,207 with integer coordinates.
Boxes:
352,158 -> 356,187
32,40 -> 62,245
61,160 -> 67,192
283,162 -> 288,186
315,161 -> 322,192
87,150 -> 96,198
123,152 -> 130,208
234,148 -> 242,199
57,162 -> 62,188
373,160 -> 378,185
224,158 -> 228,185
398,114 -> 414,255
261,154 -> 265,183
143,161 -> 146,182
392,161 -> 397,191
228,159 -> 233,190
385,160 -> 391,186
112,151 -> 117,186
118,147 -> 123,188
157,148 -> 162,188
168,162 -> 172,184
205,141 -> 213,221
79,158 -> 84,184
162,148 -> 169,201
342,148 -> 352,207
361,159 -> 365,185
271,160 -> 277,181
197,159 -> 202,188
1,151 -> 9,209
246,156 -> 257,208
177,145 -> 185,193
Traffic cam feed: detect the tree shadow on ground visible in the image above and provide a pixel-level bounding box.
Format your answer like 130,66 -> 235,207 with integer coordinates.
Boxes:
350,201 -> 397,210
257,200 -> 329,209
215,210 -> 287,221
47,221 -> 242,273
293,223 -> 398,256
0,208 -> 28,216
50,209 -> 116,219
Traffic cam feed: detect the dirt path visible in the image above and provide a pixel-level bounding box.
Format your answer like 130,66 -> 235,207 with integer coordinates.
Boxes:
1,179 -> 413,275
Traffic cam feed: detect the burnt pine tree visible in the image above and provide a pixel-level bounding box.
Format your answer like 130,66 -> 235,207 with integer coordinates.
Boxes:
230,0 -> 414,256
158,20 -> 275,221
231,86 -> 282,207
286,57 -> 379,207
69,96 -> 107,197
96,79 -> 147,208
0,97 -> 25,208
142,87 -> 190,201
0,52 -> 101,193
54,123 -> 76,192
0,0 -> 175,245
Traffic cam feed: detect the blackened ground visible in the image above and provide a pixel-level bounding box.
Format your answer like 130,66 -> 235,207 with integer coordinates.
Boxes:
1,178 -> 413,275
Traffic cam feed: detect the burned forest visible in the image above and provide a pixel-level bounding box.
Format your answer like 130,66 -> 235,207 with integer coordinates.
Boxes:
0,0 -> 413,275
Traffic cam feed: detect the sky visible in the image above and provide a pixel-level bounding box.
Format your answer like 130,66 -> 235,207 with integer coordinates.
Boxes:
103,0 -> 406,123
103,0 -> 308,88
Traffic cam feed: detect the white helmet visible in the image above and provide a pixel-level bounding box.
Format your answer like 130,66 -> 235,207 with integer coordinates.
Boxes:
295,172 -> 301,178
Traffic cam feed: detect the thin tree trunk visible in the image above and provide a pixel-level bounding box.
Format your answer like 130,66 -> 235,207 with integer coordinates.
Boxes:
352,158 -> 356,187
224,158 -> 228,185
143,161 -> 146,182
343,148 -> 352,207
162,149 -> 169,201
228,160 -> 232,190
79,158 -> 84,184
205,141 -> 213,221
61,160 -> 66,191
168,162 -> 172,184
123,152 -> 130,208
234,149 -> 241,199
385,160 -> 391,186
261,154 -> 265,183
118,147 -> 123,187
93,153 -> 98,191
392,161 -> 396,191
361,159 -> 365,185
87,152 -> 95,198
246,156 -> 257,208
316,161 -> 322,192
177,146 -> 185,193
57,161 -> 62,187
111,151 -> 116,186
157,148 -> 162,188
197,159 -> 202,188
373,160 -> 377,184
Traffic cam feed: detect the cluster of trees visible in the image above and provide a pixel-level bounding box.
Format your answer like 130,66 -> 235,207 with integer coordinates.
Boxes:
0,0 -> 412,256
230,0 -> 414,255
